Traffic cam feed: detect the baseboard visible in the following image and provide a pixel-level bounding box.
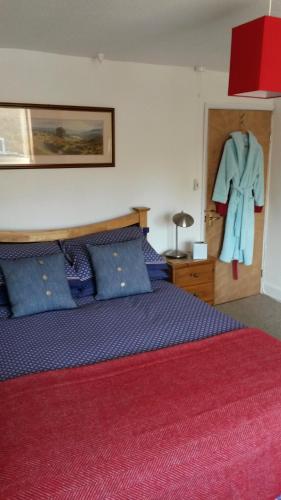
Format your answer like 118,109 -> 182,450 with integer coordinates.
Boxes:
262,281 -> 281,303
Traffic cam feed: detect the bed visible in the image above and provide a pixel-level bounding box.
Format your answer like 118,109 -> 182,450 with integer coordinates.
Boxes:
1,207 -> 281,499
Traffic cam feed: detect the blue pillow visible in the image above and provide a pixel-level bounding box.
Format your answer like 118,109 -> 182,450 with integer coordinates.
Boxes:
0,241 -> 79,305
87,238 -> 152,300
0,254 -> 77,317
60,226 -> 143,282
59,227 -> 167,299
146,263 -> 170,281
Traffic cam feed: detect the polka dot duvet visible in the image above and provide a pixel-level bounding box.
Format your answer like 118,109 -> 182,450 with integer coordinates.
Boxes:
0,280 -> 243,381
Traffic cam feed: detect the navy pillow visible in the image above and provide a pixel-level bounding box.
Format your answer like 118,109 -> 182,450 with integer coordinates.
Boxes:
60,227 -> 167,298
0,254 -> 77,317
0,305 -> 9,319
87,238 -> 152,300
146,263 -> 170,281
60,226 -> 143,282
0,285 -> 9,306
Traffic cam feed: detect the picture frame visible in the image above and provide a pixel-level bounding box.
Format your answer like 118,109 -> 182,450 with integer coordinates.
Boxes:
0,103 -> 115,169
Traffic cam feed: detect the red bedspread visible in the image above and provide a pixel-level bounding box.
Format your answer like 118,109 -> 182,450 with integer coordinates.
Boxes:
1,327 -> 281,499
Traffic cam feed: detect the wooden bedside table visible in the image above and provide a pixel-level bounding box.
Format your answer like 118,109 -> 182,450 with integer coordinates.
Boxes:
166,256 -> 216,305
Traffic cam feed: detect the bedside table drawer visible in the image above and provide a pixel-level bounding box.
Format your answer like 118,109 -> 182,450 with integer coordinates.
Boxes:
174,263 -> 213,287
182,282 -> 214,303
167,256 -> 216,305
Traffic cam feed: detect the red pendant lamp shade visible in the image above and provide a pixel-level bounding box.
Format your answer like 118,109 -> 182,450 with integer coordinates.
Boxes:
228,16 -> 281,98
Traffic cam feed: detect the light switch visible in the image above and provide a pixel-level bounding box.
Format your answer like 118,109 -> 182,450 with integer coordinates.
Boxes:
193,179 -> 199,191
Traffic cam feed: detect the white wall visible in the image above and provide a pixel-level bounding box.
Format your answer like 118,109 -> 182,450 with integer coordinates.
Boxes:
0,49 -> 272,253
263,102 -> 281,301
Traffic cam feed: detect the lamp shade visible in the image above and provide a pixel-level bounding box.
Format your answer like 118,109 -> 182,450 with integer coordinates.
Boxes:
228,16 -> 281,98
172,211 -> 194,228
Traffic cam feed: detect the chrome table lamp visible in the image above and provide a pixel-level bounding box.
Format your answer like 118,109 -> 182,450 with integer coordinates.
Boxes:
166,211 -> 194,259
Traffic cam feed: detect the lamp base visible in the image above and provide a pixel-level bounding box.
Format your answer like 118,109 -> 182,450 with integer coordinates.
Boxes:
165,250 -> 187,259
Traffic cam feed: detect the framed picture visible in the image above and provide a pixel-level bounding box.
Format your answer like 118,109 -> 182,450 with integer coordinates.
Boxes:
0,103 -> 115,169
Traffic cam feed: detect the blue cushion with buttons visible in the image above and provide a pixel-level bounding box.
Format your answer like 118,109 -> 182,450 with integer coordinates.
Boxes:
0,253 -> 77,317
0,241 -> 79,305
59,226 -> 166,287
87,238 -> 152,300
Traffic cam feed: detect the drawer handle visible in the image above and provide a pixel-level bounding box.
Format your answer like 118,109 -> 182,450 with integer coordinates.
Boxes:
190,272 -> 200,278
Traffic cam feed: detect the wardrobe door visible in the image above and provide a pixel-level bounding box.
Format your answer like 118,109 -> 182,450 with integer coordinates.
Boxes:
205,109 -> 272,305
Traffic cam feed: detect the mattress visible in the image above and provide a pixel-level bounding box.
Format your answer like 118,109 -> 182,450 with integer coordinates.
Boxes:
0,280 -> 242,381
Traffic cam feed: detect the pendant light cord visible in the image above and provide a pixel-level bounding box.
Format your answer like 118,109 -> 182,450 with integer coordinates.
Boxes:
268,0 -> 272,16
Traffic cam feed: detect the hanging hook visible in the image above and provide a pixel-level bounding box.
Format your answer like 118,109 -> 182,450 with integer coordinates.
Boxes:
269,0 -> 272,16
240,112 -> 246,132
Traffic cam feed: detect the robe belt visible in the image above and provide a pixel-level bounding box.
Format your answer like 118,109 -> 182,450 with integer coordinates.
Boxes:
232,185 -> 252,195
232,185 -> 253,252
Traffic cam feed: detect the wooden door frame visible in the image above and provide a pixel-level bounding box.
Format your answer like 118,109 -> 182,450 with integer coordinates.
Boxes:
201,102 -> 274,295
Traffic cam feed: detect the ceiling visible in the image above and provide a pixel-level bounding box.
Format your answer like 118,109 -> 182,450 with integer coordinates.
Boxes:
0,0 -> 279,71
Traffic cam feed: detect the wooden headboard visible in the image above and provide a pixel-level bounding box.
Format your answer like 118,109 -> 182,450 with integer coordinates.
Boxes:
0,207 -> 150,243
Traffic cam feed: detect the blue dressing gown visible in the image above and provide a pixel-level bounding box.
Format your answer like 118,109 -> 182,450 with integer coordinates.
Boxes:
212,131 -> 264,266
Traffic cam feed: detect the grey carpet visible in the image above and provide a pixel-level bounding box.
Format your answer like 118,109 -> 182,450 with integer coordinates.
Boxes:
216,294 -> 281,340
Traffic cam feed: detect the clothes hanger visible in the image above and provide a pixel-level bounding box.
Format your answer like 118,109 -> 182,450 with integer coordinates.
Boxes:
239,113 -> 247,133
226,114 -> 249,143
238,114 -> 250,149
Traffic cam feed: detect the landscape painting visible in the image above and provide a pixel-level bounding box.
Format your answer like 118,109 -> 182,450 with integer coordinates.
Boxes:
31,118 -> 104,156
0,103 -> 115,169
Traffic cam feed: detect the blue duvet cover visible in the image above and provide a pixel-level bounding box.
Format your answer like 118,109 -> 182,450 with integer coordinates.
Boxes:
0,281 -> 243,381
